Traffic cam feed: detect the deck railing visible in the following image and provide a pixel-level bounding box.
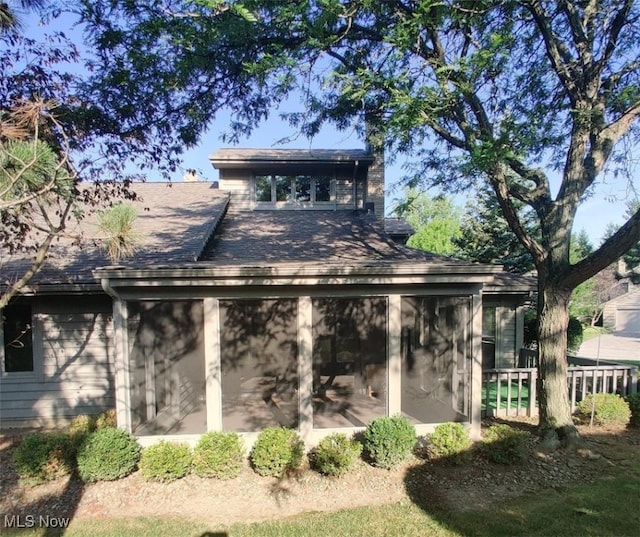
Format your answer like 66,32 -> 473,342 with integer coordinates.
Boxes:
482,362 -> 638,418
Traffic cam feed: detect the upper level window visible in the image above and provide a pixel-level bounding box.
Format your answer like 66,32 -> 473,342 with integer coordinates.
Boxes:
2,305 -> 34,373
255,175 -> 333,205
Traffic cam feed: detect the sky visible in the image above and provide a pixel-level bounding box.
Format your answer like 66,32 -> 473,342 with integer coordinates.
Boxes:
19,7 -> 637,246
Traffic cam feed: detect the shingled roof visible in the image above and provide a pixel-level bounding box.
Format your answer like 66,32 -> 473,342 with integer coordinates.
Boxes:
3,181 -> 517,293
201,210 -> 454,267
1,182 -> 228,291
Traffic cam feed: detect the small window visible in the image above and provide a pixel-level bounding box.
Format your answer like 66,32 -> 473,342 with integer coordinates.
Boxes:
275,176 -> 292,202
255,176 -> 272,202
315,176 -> 331,202
295,176 -> 311,202
2,305 -> 34,373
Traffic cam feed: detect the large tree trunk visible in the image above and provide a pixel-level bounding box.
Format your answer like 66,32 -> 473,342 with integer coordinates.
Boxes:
536,277 -> 580,445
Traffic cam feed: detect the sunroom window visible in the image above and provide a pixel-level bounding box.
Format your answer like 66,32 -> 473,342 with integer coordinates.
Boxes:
255,174 -> 333,205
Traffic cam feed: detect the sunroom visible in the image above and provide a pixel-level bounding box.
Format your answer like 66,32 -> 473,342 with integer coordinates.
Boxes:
98,259 -> 499,446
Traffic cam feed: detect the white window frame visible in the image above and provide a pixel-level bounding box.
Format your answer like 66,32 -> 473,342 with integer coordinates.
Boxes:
253,174 -> 335,208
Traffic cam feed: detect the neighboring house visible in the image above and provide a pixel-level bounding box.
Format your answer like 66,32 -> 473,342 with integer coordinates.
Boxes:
1,147 -> 534,444
602,288 -> 640,333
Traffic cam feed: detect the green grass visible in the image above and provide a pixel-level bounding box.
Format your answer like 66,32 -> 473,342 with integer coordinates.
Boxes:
441,463 -> 640,537
582,326 -> 611,342
5,462 -> 639,537
481,381 -> 533,411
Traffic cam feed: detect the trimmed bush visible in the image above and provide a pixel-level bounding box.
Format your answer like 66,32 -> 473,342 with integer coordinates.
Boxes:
66,409 -> 118,449
481,424 -> 532,465
139,441 -> 192,482
363,416 -> 417,469
625,393 -> 640,427
76,427 -> 140,482
576,393 -> 631,427
426,422 -> 472,465
193,431 -> 245,479
12,432 -> 75,485
250,427 -> 304,477
312,433 -> 362,476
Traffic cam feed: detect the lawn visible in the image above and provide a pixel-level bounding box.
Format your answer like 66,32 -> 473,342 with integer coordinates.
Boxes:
5,459 -> 639,537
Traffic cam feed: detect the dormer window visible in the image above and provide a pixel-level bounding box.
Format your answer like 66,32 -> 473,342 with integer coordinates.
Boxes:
255,175 -> 333,206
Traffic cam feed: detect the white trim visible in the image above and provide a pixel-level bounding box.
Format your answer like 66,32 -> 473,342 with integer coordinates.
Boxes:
387,295 -> 402,416
298,296 -> 313,445
113,299 -> 131,431
204,298 -> 222,431
470,291 -> 483,440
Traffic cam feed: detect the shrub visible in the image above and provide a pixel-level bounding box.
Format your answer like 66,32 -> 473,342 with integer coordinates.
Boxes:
481,424 -> 532,465
12,432 -> 75,485
95,409 -> 117,429
139,441 -> 192,482
363,416 -> 417,469
625,393 -> 640,427
312,434 -> 362,476
576,393 -> 631,427
567,317 -> 584,354
66,409 -> 118,449
193,432 -> 245,479
76,427 -> 140,482
250,427 -> 304,477
426,422 -> 472,465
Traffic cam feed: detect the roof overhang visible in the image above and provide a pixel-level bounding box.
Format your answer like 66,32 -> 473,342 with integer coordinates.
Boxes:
210,149 -> 375,169
95,262 -> 502,300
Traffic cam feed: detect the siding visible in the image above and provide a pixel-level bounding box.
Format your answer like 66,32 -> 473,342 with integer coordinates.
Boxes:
0,296 -> 115,426
219,169 -> 253,210
603,289 -> 640,331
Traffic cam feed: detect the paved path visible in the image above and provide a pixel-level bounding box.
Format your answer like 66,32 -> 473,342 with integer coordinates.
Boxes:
577,332 -> 640,363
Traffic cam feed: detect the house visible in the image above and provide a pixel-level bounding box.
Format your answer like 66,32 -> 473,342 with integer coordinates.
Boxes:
602,288 -> 640,333
1,147 -> 534,444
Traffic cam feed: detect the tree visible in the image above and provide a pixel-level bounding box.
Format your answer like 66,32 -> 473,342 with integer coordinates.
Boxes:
455,186 -> 536,273
605,200 -> 640,273
0,100 -> 77,310
0,1 -> 44,33
1,13 -> 139,308
568,230 -> 598,323
392,190 -> 462,255
73,0 -> 640,443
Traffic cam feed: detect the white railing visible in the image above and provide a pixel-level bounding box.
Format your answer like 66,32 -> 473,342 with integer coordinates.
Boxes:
482,363 -> 638,417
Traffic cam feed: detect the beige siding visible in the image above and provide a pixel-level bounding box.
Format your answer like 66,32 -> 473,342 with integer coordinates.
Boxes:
603,290 -> 640,331
335,177 -> 354,209
219,169 -> 253,210
0,296 -> 114,426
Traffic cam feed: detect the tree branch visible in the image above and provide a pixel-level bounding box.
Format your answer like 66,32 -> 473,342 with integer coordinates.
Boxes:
566,205 -> 640,289
524,1 -> 579,101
